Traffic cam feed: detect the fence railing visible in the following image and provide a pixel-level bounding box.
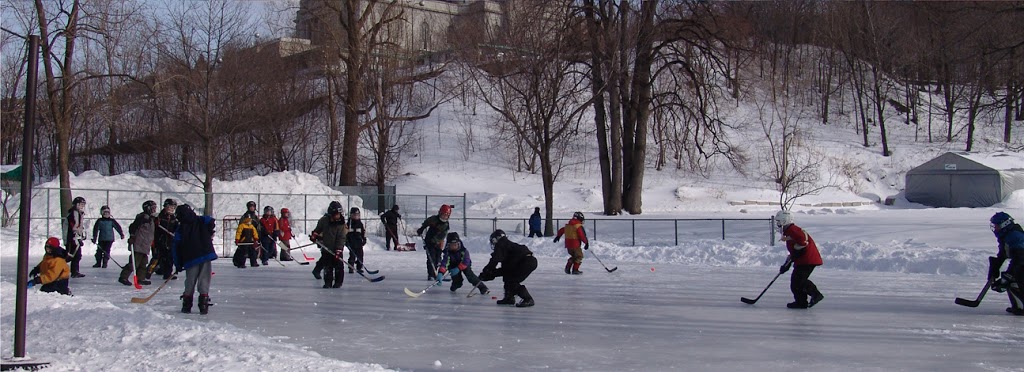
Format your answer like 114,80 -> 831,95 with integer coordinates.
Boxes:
8,187 -> 774,253
465,217 -> 775,246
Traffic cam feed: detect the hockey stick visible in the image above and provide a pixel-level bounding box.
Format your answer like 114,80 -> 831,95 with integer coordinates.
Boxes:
344,245 -> 379,275
587,249 -> 617,273
954,281 -> 991,308
128,243 -> 143,290
741,260 -> 790,305
315,242 -> 384,282
276,240 -> 311,265
404,271 -> 449,298
130,273 -> 175,304
465,278 -> 490,298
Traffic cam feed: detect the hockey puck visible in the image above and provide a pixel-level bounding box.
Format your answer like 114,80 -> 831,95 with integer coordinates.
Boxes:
491,296 -> 497,300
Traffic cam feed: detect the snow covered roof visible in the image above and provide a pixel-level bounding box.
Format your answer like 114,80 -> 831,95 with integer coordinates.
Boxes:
955,151 -> 1024,171
0,164 -> 20,173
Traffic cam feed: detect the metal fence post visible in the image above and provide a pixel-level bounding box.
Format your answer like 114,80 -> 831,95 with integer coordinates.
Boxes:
492,217 -> 497,232
463,193 -> 467,237
770,216 -> 776,246
721,219 -> 726,240
674,220 -> 678,246
631,220 -> 635,246
46,189 -> 50,234
303,194 -> 308,233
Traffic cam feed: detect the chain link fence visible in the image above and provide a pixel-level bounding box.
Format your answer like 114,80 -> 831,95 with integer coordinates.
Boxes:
9,187 -> 773,255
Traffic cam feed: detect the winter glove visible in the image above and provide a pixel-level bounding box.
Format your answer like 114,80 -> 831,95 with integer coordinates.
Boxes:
309,232 -> 321,243
416,227 -> 425,236
553,236 -> 560,243
479,269 -> 495,282
438,267 -> 447,275
127,236 -> 135,244
583,243 -> 589,250
779,261 -> 792,274
988,256 -> 1005,282
26,277 -> 37,288
449,267 -> 460,277
29,267 -> 39,277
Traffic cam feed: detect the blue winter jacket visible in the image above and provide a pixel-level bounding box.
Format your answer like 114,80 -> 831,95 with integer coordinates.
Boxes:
171,206 -> 218,272
529,212 -> 542,232
92,217 -> 124,242
997,224 -> 1024,263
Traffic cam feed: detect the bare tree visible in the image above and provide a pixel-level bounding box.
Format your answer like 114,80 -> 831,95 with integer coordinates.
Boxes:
464,1 -> 594,235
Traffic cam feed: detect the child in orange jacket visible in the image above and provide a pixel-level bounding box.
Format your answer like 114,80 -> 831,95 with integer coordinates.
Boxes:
554,211 -> 589,275
28,237 -> 72,295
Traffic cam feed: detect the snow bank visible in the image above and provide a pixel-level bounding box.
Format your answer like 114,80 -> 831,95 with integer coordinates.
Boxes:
463,235 -> 984,277
0,282 -> 391,372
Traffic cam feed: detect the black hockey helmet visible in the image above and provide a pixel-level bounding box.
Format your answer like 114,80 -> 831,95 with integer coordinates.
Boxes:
246,200 -> 257,209
327,201 -> 343,216
573,211 -> 585,221
163,198 -> 177,207
142,200 -> 157,213
489,229 -> 507,246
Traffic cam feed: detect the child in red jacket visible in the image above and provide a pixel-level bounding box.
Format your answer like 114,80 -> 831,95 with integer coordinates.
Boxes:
776,210 -> 824,309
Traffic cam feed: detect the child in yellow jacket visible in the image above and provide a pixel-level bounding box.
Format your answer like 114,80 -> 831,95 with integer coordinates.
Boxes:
232,216 -> 260,268
28,237 -> 72,295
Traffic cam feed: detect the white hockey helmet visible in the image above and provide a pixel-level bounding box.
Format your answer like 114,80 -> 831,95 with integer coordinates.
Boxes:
774,210 -> 793,229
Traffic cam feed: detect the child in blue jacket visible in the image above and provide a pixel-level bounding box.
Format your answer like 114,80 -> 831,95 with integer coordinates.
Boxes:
91,205 -> 125,268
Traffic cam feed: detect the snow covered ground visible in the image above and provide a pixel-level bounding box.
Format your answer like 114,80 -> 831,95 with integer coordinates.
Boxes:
2,69 -> 1023,370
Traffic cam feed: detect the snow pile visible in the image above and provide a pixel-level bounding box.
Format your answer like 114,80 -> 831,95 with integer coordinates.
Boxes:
458,235 -> 983,276
0,282 -> 391,372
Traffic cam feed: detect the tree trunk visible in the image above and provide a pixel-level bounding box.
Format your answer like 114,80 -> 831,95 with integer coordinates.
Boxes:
1005,80 -> 1014,143
871,66 -> 890,156
623,0 -> 657,215
584,0 -> 615,216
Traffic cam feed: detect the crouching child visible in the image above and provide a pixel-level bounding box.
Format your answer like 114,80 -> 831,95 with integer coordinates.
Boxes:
438,232 -> 488,295
28,237 -> 72,295
479,230 -> 537,307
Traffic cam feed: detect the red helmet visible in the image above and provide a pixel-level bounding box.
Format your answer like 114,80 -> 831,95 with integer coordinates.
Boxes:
45,237 -> 61,248
280,208 -> 290,216
439,204 -> 453,220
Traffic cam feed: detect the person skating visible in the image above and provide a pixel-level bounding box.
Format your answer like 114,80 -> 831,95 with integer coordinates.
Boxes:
310,201 -> 348,288
171,204 -> 218,315
233,215 -> 260,268
259,206 -> 280,266
346,207 -> 367,274
119,200 -> 156,286
528,207 -> 542,238
148,199 -> 178,280
417,204 -> 452,280
90,206 -> 124,268
65,196 -> 88,278
438,232 -> 488,295
28,237 -> 72,295
775,210 -> 824,309
554,211 -> 589,275
479,229 -> 537,307
988,212 -> 1024,315
278,208 -> 295,261
380,204 -> 402,251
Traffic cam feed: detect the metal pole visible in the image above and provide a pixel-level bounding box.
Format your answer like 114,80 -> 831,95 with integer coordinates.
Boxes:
721,219 -> 726,240
14,34 -> 40,360
463,193 -> 467,237
674,220 -> 678,246
770,216 -> 776,246
631,220 -> 635,246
